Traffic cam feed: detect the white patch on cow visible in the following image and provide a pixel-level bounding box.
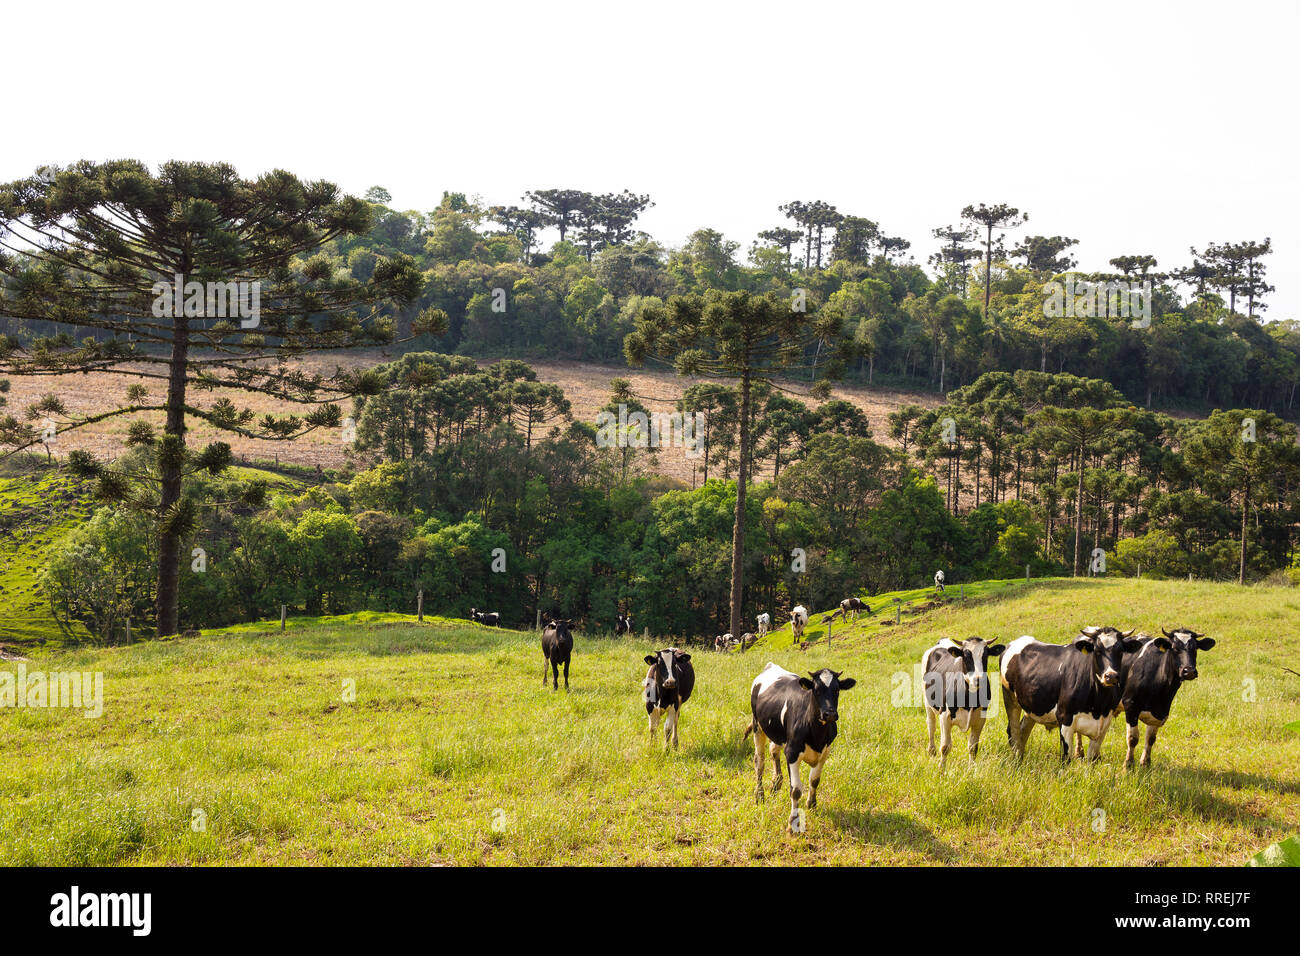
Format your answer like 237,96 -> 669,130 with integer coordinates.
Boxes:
1071,713 -> 1111,738
819,671 -> 834,687
779,702 -> 788,724
1138,711 -> 1165,727
753,661 -> 795,695
800,744 -> 824,765
1000,635 -> 1038,687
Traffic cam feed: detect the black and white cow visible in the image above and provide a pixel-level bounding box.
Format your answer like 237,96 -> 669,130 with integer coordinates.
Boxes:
615,613 -> 633,636
790,606 -> 809,643
756,613 -> 771,638
746,662 -> 856,833
1117,627 -> 1216,767
642,647 -> 695,748
470,608 -> 500,627
839,597 -> 871,622
922,637 -> 1006,766
541,619 -> 574,690
934,570 -> 946,593
1000,626 -> 1141,762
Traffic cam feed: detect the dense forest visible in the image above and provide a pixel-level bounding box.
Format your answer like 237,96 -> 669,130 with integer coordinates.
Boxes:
2,170 -> 1298,643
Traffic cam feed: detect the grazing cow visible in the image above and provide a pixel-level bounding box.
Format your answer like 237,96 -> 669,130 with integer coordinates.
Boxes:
839,597 -> 871,622
756,613 -> 771,638
470,608 -> 501,627
934,570 -> 945,593
922,637 -> 1006,766
790,606 -> 809,643
642,648 -> 695,748
541,619 -> 574,690
1117,627 -> 1216,767
739,632 -> 757,650
615,613 -> 633,636
1000,625 -> 1141,762
746,663 -> 856,832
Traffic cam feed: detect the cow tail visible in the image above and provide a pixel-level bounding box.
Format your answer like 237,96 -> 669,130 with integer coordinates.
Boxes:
742,719 -> 754,742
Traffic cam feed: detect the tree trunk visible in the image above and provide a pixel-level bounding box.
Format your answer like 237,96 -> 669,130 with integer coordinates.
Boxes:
983,224 -> 993,320
1239,479 -> 1249,585
730,373 -> 752,641
155,314 -> 190,637
1073,447 -> 1085,577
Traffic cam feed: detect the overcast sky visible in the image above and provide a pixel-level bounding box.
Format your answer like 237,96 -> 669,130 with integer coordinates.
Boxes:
6,0 -> 1297,317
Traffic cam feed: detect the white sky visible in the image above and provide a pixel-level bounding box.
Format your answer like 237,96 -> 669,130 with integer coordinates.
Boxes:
6,0 -> 1298,318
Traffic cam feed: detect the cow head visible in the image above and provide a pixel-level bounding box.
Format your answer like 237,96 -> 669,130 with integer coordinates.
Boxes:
470,608 -> 478,620
643,647 -> 690,689
1076,626 -> 1142,687
942,637 -> 1007,703
1158,627 -> 1215,681
797,669 -> 856,724
549,619 -> 574,638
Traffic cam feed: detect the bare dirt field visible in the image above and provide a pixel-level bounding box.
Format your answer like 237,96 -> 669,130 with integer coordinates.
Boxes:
3,350 -> 942,483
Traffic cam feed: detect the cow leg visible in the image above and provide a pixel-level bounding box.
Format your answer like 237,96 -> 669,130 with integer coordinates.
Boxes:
752,725 -> 768,804
1059,722 -> 1075,763
938,710 -> 954,768
770,742 -> 783,792
1074,735 -> 1086,761
562,659 -> 569,691
1086,733 -> 1103,762
1124,717 -> 1140,767
1140,724 -> 1158,766
968,714 -> 984,761
648,707 -> 660,743
665,705 -> 679,749
551,660 -> 559,691
808,751 -> 828,808
785,746 -> 804,832
542,653 -> 550,687
925,705 -> 938,757
1003,686 -> 1022,755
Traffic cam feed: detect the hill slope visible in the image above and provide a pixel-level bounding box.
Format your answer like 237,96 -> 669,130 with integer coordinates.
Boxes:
0,578 -> 1296,865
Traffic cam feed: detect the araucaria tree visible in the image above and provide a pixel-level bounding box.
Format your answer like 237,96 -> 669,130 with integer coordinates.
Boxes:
0,160 -> 440,636
624,290 -> 852,640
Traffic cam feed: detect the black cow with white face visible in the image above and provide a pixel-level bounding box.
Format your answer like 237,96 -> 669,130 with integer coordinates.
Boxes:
470,608 -> 500,627
746,662 -> 856,833
641,647 -> 695,748
615,613 -> 632,636
1000,625 -> 1142,762
541,619 -> 574,690
922,637 -> 1006,766
1118,627 -> 1216,767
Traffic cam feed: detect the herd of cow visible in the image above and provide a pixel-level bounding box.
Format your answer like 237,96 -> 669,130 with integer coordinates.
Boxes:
471,606 -> 1216,835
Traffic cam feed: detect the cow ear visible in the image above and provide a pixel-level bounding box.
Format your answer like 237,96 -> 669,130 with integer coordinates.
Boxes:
1196,638 -> 1216,651
1153,638 -> 1171,652
946,645 -> 964,658
643,655 -> 656,666
677,652 -> 691,662
1122,638 -> 1144,653
837,677 -> 856,691
987,644 -> 1006,656
798,677 -> 815,690
1073,635 -> 1094,653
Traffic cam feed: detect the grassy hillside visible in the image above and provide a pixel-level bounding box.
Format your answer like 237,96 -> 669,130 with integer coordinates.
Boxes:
0,579 -> 1296,865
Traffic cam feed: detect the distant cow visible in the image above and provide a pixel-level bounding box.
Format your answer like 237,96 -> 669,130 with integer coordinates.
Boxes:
746,663 -> 856,833
615,613 -> 632,636
839,597 -> 871,622
642,647 -> 695,748
756,613 -> 771,638
739,632 -> 757,650
541,619 -> 574,690
934,570 -> 945,593
1000,626 -> 1141,761
470,608 -> 500,627
790,606 -> 809,643
922,637 -> 1006,766
1117,627 -> 1216,767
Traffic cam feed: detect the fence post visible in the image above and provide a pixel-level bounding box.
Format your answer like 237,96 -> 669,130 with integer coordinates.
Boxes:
126,617 -> 131,644
1026,564 -> 1031,581
536,608 -> 542,630
894,599 -> 902,626
826,618 -> 833,647
280,605 -> 287,632
417,589 -> 424,622
959,584 -> 964,600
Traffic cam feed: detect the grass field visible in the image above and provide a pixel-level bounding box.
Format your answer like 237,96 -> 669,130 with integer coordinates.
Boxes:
0,577 -> 1296,865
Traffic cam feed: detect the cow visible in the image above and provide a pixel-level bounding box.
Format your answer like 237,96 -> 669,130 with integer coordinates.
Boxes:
1000,625 -> 1142,762
1117,627 -> 1216,767
745,662 -> 856,833
642,647 -> 695,748
541,619 -> 574,690
470,608 -> 500,627
934,570 -> 945,593
839,597 -> 871,622
615,613 -> 633,636
739,632 -> 757,650
790,606 -> 809,643
922,637 -> 1006,767
756,613 -> 771,638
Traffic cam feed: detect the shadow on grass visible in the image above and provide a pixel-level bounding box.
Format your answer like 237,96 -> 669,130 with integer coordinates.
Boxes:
826,808 -> 957,862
